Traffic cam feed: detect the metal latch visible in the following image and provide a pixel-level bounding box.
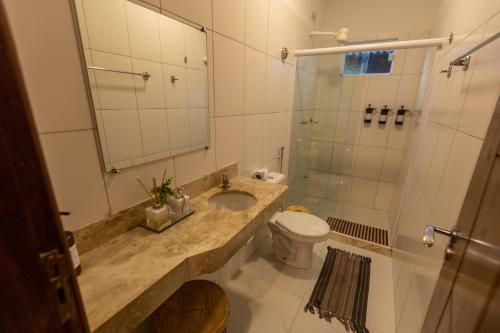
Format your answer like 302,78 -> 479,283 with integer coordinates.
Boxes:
422,225 -> 466,260
39,249 -> 75,323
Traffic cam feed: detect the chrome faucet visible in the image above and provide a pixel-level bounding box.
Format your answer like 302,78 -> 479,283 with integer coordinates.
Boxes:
222,172 -> 231,189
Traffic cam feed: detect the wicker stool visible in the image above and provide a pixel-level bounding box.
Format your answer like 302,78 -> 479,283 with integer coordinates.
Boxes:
154,280 -> 229,333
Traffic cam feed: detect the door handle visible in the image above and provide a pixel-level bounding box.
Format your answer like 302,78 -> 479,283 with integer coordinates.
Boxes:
422,225 -> 456,247
423,225 -> 466,260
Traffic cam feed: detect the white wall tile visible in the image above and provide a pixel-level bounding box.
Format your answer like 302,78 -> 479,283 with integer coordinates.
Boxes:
92,51 -> 137,109
161,0 -> 212,28
125,1 -> 162,62
267,0 -> 292,61
422,126 -> 455,210
334,111 -> 349,142
309,141 -> 333,172
166,108 -> 191,153
432,132 -> 482,229
312,111 -> 337,142
84,49 -> 100,110
215,115 -> 244,170
359,120 -> 391,148
381,149 -> 404,182
245,47 -> 267,114
173,118 -> 216,185
354,146 -> 385,180
318,76 -> 342,110
141,0 -> 161,8
83,0 -> 130,55
331,143 -> 356,175
396,74 -> 421,110
163,64 -> 189,108
338,76 -> 355,111
189,108 -> 209,145
243,114 -> 264,175
214,34 -> 244,116
132,58 -> 166,108
441,54 -> 474,129
265,56 -> 289,113
366,75 -> 401,110
186,69 -> 208,108
350,76 -> 370,111
262,113 -> 282,162
387,119 -> 410,150
40,131 -> 109,230
327,174 -> 352,202
104,157 -> 175,213
245,0 -> 269,52
374,181 -> 395,211
345,112 -> 363,144
458,15 -> 500,139
101,109 -> 143,162
213,0 -> 245,42
350,177 -> 378,208
74,0 -> 89,48
305,170 -> 329,197
138,108 -> 170,156
159,15 -> 185,67
184,26 -> 207,70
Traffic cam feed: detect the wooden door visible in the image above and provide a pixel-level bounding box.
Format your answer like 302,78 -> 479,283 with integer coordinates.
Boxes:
422,96 -> 500,332
0,1 -> 89,332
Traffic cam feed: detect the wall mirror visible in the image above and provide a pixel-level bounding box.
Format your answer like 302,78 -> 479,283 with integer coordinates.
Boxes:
73,0 -> 209,172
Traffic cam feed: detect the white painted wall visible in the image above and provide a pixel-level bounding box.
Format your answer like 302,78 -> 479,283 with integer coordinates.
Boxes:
322,0 -> 440,38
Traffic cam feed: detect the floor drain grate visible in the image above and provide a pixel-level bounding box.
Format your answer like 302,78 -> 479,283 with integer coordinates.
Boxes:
326,217 -> 388,246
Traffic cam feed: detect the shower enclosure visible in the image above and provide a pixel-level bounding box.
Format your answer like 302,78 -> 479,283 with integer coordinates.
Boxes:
287,51 -> 421,239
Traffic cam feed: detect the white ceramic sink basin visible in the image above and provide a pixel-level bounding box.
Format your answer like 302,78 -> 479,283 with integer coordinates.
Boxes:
208,190 -> 257,211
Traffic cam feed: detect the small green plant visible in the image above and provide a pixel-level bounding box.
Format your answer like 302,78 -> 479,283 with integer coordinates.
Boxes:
157,176 -> 174,204
136,170 -> 174,206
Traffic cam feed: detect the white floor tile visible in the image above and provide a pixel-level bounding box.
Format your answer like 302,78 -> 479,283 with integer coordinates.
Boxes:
224,237 -> 395,333
225,271 -> 303,333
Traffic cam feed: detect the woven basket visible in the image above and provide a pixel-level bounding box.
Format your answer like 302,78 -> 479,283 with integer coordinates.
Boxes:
154,280 -> 229,333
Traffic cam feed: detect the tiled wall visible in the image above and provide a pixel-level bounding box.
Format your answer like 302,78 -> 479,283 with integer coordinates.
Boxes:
76,0 -> 210,170
4,0 -> 326,231
288,31 -> 428,215
391,4 -> 500,332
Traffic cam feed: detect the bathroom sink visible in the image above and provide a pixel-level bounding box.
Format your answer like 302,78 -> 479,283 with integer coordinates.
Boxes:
208,191 -> 257,211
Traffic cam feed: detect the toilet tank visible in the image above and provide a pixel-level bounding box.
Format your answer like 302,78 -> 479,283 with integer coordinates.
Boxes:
265,172 -> 286,184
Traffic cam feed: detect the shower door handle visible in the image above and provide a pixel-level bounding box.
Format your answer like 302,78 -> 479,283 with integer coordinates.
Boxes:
309,118 -> 319,124
423,225 -> 467,260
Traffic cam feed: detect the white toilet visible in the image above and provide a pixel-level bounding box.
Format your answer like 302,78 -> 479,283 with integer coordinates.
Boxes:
268,211 -> 330,269
254,170 -> 331,269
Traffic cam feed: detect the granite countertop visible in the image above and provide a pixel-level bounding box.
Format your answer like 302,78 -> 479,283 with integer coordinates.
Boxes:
77,176 -> 287,332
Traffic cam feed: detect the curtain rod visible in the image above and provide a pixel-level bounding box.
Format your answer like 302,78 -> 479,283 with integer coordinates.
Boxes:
294,36 -> 451,57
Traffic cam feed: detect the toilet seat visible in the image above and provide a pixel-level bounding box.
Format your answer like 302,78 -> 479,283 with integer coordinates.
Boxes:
274,211 -> 330,241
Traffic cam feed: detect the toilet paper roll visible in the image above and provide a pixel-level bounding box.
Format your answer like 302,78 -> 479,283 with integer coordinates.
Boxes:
252,168 -> 269,180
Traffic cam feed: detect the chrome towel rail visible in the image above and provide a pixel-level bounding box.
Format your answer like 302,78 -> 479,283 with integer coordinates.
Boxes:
87,66 -> 151,80
443,31 -> 500,78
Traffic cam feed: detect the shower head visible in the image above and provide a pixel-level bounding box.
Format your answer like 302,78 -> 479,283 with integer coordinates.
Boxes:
335,28 -> 349,44
310,27 -> 350,44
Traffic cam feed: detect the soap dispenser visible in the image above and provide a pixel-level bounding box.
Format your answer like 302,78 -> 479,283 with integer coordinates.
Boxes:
167,187 -> 194,223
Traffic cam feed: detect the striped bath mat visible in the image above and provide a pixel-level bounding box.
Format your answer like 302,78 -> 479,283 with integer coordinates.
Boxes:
327,217 -> 388,246
305,247 -> 371,333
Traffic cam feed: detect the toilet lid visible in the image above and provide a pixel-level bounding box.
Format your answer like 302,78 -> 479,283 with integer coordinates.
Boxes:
275,211 -> 330,237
